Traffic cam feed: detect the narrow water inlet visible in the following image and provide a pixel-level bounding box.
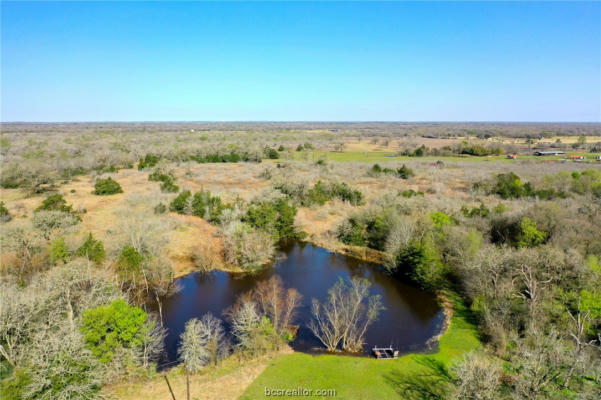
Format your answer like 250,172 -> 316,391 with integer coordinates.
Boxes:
153,241 -> 444,364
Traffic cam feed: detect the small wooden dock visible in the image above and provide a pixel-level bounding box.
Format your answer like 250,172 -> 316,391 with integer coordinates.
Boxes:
372,346 -> 399,359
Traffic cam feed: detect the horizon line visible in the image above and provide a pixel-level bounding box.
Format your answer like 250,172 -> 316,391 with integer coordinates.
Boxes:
2,120 -> 600,125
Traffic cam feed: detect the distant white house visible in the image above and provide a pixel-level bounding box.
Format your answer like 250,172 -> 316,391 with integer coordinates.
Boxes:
534,150 -> 565,156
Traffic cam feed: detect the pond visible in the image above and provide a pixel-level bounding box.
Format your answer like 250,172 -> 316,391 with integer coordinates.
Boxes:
155,241 -> 444,364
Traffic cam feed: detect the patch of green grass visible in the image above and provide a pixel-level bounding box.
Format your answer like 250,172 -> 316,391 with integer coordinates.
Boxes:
241,291 -> 480,400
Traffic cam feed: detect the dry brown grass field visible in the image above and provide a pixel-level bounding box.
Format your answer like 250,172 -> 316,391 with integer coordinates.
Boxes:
103,347 -> 293,400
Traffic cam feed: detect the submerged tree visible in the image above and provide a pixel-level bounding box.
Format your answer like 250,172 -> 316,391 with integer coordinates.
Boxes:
309,277 -> 383,352
252,275 -> 302,338
227,298 -> 280,356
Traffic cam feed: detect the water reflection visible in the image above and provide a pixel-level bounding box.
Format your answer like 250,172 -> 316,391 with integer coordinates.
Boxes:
155,241 -> 444,363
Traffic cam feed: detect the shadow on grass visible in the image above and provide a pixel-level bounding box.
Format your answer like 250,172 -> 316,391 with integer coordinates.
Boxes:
448,290 -> 480,329
384,357 -> 454,400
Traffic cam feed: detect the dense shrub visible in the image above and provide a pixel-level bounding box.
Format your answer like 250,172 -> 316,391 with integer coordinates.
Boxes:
369,163 -> 396,176
330,182 -> 364,205
169,190 -> 192,213
397,145 -> 428,157
48,237 -> 70,264
148,170 -> 172,182
305,181 -> 331,205
60,166 -> 88,179
80,299 -> 149,363
265,147 -> 280,159
429,211 -> 455,228
485,172 -> 568,200
395,240 -> 445,289
491,172 -> 530,199
189,151 -> 261,163
276,181 -> 364,207
93,164 -> 120,174
0,175 -> 21,188
460,144 -> 502,156
0,201 -> 12,222
36,193 -> 78,216
154,202 -> 167,215
461,203 -> 490,218
117,246 -> 144,276
76,233 -> 106,263
515,217 -> 547,248
371,163 -> 383,174
370,163 -> 414,179
138,153 -> 160,170
571,169 -> 601,198
396,165 -> 414,179
400,189 -> 424,198
169,189 -> 230,223
244,198 -> 299,241
192,190 -> 230,223
93,177 -> 123,195
337,216 -> 367,247
149,169 -> 179,193
491,215 -> 548,248
337,209 -> 396,251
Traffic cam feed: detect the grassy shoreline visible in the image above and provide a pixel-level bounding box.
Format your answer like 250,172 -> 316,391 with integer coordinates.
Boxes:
240,290 -> 479,400
103,290 -> 476,400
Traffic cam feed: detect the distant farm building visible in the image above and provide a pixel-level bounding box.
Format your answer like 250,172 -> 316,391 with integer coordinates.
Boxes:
506,154 -> 518,159
596,155 -> 601,161
569,155 -> 585,160
534,150 -> 565,156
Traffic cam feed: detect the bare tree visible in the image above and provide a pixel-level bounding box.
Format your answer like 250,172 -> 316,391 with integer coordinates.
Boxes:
513,262 -> 552,324
384,216 -> 415,269
140,315 -> 167,370
511,329 -> 567,400
227,297 -> 282,356
252,275 -> 302,336
452,352 -> 501,400
309,277 -> 383,352
2,222 -> 45,280
192,240 -> 221,272
31,210 -> 79,241
177,313 -> 229,370
563,304 -> 599,389
228,299 -> 261,353
199,313 -> 229,366
145,256 -> 175,326
309,283 -> 346,351
221,221 -> 274,270
178,318 -> 210,373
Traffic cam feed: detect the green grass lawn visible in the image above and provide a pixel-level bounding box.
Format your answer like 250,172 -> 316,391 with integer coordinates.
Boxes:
240,291 -> 480,400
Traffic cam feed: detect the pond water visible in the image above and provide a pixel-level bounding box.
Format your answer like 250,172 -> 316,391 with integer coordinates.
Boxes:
156,241 -> 444,364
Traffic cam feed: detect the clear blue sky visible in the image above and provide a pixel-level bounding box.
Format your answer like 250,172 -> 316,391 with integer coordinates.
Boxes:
1,1 -> 600,122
